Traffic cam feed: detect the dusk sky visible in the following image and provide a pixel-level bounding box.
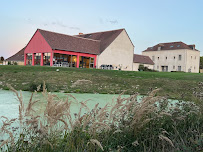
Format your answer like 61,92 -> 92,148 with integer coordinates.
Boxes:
1,0 -> 203,59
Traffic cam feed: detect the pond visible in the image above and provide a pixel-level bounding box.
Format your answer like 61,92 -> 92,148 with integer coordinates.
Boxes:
0,90 -> 138,120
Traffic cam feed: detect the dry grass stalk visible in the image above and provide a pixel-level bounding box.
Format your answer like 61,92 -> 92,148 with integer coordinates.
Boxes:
90,139 -> 104,151
159,134 -> 174,147
0,139 -> 9,148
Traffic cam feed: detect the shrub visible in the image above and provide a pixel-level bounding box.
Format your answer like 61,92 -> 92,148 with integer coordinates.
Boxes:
13,62 -> 18,65
138,64 -> 157,72
28,82 -> 49,92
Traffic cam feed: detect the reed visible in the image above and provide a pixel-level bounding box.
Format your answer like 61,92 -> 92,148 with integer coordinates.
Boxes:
0,83 -> 202,152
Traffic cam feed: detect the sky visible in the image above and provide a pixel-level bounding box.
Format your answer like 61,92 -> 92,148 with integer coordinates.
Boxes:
0,0 -> 203,59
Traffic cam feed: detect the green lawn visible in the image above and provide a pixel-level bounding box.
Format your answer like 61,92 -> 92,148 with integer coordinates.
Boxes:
0,65 -> 202,102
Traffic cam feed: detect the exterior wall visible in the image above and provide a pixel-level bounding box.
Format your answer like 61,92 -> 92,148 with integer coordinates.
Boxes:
133,63 -> 153,71
185,49 -> 200,73
143,49 -> 186,72
97,30 -> 134,71
142,49 -> 200,73
3,61 -> 24,65
200,69 -> 203,73
24,30 -> 53,54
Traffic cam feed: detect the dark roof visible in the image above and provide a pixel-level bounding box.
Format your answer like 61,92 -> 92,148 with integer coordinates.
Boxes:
133,54 -> 154,65
38,29 -> 101,55
6,47 -> 25,61
143,42 -> 199,52
75,29 -> 124,53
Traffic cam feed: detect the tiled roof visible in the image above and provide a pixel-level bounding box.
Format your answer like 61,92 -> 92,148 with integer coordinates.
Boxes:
6,47 -> 25,61
133,54 -> 154,65
75,29 -> 124,53
143,42 -> 198,52
38,29 -> 101,55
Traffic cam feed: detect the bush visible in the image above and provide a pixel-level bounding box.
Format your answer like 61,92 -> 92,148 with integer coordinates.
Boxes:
28,82 -> 49,92
138,64 -> 157,72
13,62 -> 18,65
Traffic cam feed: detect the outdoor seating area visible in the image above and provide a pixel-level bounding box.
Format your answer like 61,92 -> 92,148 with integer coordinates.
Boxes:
100,64 -> 114,70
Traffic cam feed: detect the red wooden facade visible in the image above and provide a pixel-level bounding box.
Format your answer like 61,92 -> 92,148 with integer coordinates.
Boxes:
24,30 -> 97,68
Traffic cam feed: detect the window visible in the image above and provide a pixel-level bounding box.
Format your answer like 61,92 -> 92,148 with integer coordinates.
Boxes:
173,66 -> 175,69
26,53 -> 32,65
174,56 -> 175,59
34,53 -> 41,65
170,45 -> 174,48
191,56 -> 192,59
179,55 -> 182,60
157,65 -> 159,69
158,47 -> 161,51
177,45 -> 181,47
158,57 -> 159,60
43,53 -> 51,66
152,56 -> 155,61
166,57 -> 167,60
195,56 -> 196,59
194,66 -> 195,70
178,66 -> 181,71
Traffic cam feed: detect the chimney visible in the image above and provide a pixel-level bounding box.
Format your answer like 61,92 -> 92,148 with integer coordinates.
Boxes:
79,33 -> 83,35
158,46 -> 161,51
193,45 -> 195,50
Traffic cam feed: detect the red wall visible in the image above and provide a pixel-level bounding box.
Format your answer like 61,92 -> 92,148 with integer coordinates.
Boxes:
24,30 -> 53,54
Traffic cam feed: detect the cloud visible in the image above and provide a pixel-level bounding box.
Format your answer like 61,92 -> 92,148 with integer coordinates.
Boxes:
99,18 -> 119,25
99,18 -> 104,24
69,27 -> 80,30
107,19 -> 118,24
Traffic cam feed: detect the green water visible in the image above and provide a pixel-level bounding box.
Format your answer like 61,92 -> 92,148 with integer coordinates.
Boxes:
0,90 -> 134,120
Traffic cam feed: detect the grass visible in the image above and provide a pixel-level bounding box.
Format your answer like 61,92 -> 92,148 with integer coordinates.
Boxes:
0,84 -> 202,151
0,65 -> 202,103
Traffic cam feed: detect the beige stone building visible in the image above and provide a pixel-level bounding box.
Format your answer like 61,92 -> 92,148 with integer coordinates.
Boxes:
77,29 -> 134,71
142,42 -> 200,73
133,54 -> 154,71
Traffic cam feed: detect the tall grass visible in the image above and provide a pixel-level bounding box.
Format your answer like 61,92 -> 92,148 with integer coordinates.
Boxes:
0,83 -> 202,151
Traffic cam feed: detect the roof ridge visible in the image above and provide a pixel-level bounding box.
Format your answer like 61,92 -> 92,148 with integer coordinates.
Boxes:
134,54 -> 149,57
158,41 -> 183,44
38,29 -> 100,42
75,28 -> 125,36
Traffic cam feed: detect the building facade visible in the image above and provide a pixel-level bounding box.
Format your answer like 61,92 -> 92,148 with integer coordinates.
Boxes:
22,28 -> 134,71
133,54 -> 154,71
3,48 -> 25,65
142,42 -> 200,73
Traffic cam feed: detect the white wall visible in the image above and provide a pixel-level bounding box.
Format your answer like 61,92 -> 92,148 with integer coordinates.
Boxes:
186,49 -> 200,73
97,30 -> 134,71
142,49 -> 200,73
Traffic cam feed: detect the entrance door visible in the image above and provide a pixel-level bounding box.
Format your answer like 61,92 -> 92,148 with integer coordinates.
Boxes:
162,66 -> 165,72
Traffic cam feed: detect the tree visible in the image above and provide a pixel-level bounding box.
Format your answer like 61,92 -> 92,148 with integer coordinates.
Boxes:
0,56 -> 4,61
200,56 -> 203,69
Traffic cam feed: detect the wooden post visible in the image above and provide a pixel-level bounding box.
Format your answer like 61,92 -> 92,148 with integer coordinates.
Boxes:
24,53 -> 27,66
50,52 -> 53,66
40,53 -> 44,66
76,55 -> 79,68
32,53 -> 35,66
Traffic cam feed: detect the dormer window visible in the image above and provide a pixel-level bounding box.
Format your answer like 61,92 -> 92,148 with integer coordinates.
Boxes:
152,56 -> 155,61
